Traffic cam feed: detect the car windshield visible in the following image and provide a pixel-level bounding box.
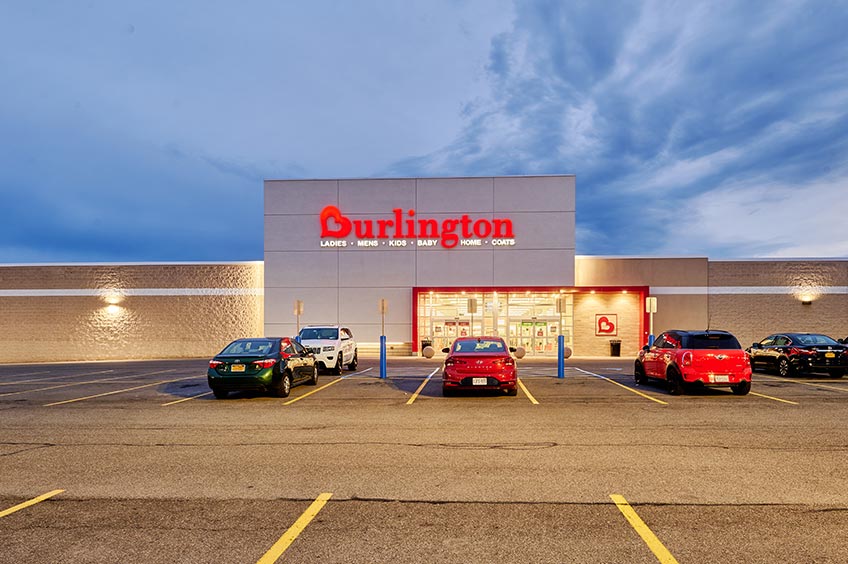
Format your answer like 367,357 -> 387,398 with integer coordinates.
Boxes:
299,328 -> 339,340
453,339 -> 506,353
683,334 -> 741,350
792,334 -> 839,346
220,339 -> 274,355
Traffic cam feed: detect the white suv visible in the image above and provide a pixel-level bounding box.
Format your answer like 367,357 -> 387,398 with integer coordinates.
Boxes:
297,325 -> 358,374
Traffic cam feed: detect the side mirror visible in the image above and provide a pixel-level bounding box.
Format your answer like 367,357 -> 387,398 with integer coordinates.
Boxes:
641,345 -> 650,351
838,338 -> 845,344
509,346 -> 517,353
751,342 -> 761,349
441,347 -> 450,353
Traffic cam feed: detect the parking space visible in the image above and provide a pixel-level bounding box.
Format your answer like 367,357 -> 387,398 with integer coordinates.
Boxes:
1,358 -> 847,562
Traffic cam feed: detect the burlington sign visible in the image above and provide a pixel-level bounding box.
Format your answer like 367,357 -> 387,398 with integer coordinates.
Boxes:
319,205 -> 516,249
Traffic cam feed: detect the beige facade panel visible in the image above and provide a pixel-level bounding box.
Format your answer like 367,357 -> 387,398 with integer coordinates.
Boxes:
650,294 -> 710,335
415,177 -> 495,213
0,263 -> 262,290
264,179 -> 338,215
572,293 -> 642,356
339,178 -> 417,213
338,251 -> 416,286
575,257 -> 709,287
263,286 -> 339,328
709,294 -> 848,349
493,175 -> 575,212
493,250 -> 575,286
709,260 -> 848,287
263,251 -> 339,288
415,250 -> 495,287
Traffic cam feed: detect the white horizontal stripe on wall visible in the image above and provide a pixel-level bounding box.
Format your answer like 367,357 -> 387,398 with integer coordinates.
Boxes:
651,286 -> 848,295
0,288 -> 264,297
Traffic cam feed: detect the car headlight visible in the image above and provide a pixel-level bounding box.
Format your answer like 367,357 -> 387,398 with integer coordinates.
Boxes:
322,346 -> 335,352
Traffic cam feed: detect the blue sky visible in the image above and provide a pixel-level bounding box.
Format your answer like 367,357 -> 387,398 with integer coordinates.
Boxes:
2,0 -> 847,262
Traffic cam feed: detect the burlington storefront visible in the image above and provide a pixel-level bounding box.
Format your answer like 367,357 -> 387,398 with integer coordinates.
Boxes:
264,175 -> 647,356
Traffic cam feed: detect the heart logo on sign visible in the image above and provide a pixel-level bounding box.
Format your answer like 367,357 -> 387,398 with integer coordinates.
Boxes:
320,205 -> 352,238
597,316 -> 616,334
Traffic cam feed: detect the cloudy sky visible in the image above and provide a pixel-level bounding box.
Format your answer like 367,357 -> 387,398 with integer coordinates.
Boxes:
2,0 -> 847,262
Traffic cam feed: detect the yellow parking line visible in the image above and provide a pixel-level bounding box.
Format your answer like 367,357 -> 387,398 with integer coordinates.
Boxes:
256,493 -> 332,564
574,368 -> 668,405
610,494 -> 679,564
517,378 -> 539,404
749,391 -> 798,405
0,489 -> 64,518
283,378 -> 344,405
757,374 -> 848,393
44,375 -> 197,406
161,391 -> 214,406
406,368 -> 439,405
0,372 -> 135,397
0,371 -> 54,385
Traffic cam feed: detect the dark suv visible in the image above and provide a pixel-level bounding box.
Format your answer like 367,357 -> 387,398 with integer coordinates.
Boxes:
748,333 -> 848,378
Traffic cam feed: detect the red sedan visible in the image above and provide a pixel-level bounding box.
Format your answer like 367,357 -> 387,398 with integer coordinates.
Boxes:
442,337 -> 518,396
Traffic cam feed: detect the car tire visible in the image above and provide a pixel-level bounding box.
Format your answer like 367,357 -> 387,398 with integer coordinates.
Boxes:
442,385 -> 454,397
306,365 -> 318,385
331,355 -> 343,375
347,350 -> 358,371
506,386 -> 518,396
666,368 -> 684,396
634,363 -> 647,385
731,380 -> 751,395
777,357 -> 793,377
211,388 -> 228,399
828,369 -> 845,379
274,372 -> 292,398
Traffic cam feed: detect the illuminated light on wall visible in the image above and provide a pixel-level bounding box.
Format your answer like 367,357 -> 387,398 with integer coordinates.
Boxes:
622,290 -> 628,294
105,304 -> 123,315
590,290 -> 596,294
100,289 -> 125,305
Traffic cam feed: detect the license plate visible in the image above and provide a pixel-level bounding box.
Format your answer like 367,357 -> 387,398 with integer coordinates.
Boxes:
472,377 -> 487,386
825,352 -> 836,358
231,364 -> 245,373
713,375 -> 730,383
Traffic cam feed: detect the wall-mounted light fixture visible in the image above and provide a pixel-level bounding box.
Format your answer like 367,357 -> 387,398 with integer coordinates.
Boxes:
800,297 -> 812,305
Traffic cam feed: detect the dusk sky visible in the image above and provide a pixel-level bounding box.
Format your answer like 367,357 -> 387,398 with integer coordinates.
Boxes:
2,1 -> 847,263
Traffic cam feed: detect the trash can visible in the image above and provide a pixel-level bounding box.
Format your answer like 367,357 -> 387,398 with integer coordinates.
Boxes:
420,339 -> 433,356
609,339 -> 621,357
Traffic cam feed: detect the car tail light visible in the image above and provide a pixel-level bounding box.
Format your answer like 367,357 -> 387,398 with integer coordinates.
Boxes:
209,360 -> 223,369
445,358 -> 466,367
789,347 -> 816,356
503,357 -> 515,366
252,359 -> 277,369
682,351 -> 693,366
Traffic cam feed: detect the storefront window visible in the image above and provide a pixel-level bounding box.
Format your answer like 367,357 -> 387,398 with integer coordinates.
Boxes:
416,289 -> 574,356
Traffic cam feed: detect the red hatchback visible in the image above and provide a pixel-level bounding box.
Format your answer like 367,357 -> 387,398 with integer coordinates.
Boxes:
442,337 -> 518,396
635,330 -> 752,395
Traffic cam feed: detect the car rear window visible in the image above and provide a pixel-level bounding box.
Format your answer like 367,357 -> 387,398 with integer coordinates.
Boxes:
221,340 -> 275,355
683,334 -> 741,350
454,339 -> 506,353
793,334 -> 839,346
299,328 -> 339,340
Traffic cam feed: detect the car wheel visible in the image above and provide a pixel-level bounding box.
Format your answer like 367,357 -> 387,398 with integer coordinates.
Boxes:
307,365 -> 318,385
666,368 -> 684,396
274,372 -> 292,398
634,363 -> 647,385
442,385 -> 454,397
211,388 -> 228,399
347,350 -> 358,371
332,356 -> 343,375
731,380 -> 751,395
506,386 -> 518,396
777,357 -> 793,377
828,369 -> 845,379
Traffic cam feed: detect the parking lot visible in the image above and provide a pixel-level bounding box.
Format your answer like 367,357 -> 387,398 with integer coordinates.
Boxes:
1,356 -> 847,563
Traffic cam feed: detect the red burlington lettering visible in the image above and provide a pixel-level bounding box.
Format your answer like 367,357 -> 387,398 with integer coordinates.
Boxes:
460,215 -> 473,238
318,206 -> 515,248
492,218 -> 514,238
473,219 -> 492,238
377,219 -> 394,238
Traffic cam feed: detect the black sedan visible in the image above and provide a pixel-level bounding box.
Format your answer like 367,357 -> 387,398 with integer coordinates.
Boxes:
207,337 -> 317,398
748,333 -> 848,378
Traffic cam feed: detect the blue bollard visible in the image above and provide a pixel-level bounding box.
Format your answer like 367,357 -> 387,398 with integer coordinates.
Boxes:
648,334 -> 656,347
380,335 -> 387,379
557,334 -> 565,379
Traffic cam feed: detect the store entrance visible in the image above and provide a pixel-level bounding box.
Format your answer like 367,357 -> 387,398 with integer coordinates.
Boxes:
415,288 -> 574,356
